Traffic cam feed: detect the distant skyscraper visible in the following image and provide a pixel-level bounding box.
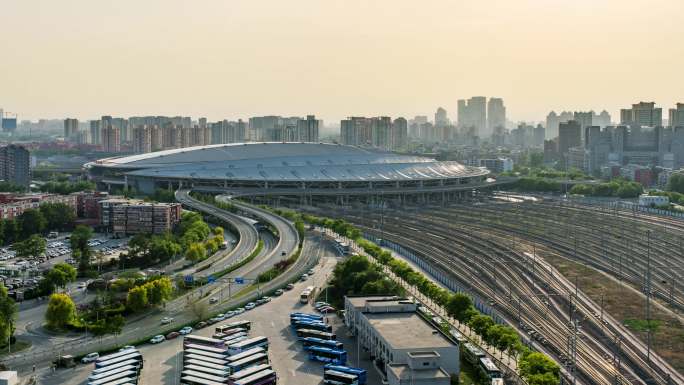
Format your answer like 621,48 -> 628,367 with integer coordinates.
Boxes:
392,117 -> 408,150
102,126 -> 121,152
434,107 -> 448,127
0,144 -> 31,187
487,98 -> 506,134
340,117 -> 372,146
594,110 -> 611,128
620,102 -> 663,127
89,120 -> 102,145
409,116 -> 428,138
296,115 -> 319,142
133,126 -> 152,154
63,118 -> 79,139
558,120 -> 582,168
669,103 -> 684,128
545,111 -> 574,139
458,97 -> 487,138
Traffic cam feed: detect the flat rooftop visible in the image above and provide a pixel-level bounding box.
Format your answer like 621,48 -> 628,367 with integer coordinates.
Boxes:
387,364 -> 449,380
363,312 -> 453,350
346,296 -> 408,309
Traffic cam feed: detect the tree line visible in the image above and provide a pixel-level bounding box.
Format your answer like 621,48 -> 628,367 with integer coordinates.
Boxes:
0,203 -> 75,246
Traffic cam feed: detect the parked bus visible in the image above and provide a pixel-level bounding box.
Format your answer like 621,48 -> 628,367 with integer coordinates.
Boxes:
222,332 -> 248,343
183,364 -> 231,378
324,364 -> 367,385
91,360 -> 141,375
216,321 -> 251,334
462,342 -> 486,365
181,369 -> 230,384
296,328 -> 336,340
184,344 -> 231,356
291,320 -> 332,333
95,352 -> 143,369
181,375 -> 228,385
301,337 -> 343,351
92,378 -> 137,385
300,286 -> 315,304
213,328 -> 247,339
479,357 -> 502,380
307,346 -> 347,365
227,364 -> 271,384
185,358 -> 230,370
231,368 -> 276,385
87,370 -> 137,385
184,335 -> 226,348
227,353 -> 269,374
448,328 -> 468,344
88,366 -> 138,381
227,337 -> 269,355
289,312 -> 322,322
324,369 -> 358,385
225,348 -> 265,365
95,349 -> 142,365
185,349 -> 231,361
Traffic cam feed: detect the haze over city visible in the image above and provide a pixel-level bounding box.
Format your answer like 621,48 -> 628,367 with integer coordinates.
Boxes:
2,0 -> 683,123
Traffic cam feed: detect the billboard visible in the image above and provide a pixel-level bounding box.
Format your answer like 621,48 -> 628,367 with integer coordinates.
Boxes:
1,118 -> 17,131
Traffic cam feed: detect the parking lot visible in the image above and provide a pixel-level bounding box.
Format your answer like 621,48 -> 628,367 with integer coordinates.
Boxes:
39,239 -> 381,385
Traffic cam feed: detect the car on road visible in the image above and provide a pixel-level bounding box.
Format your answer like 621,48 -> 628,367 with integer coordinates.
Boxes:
118,345 -> 135,352
165,331 -> 180,340
244,302 -> 256,310
150,335 -> 165,344
179,326 -> 193,335
161,317 -> 173,325
209,297 -> 218,304
81,352 -> 99,363
274,289 -> 284,296
285,283 -> 295,290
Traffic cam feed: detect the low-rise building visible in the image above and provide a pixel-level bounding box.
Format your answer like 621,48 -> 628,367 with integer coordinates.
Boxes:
478,158 -> 513,174
99,199 -> 181,235
0,193 -> 76,220
638,194 -> 669,207
72,190 -> 112,219
344,296 -> 459,383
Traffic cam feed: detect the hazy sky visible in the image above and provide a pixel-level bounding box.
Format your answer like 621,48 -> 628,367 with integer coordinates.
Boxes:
1,0 -> 682,124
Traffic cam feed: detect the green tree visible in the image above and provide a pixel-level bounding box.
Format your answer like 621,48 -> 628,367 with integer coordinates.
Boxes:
527,372 -> 560,385
39,202 -> 76,231
468,314 -> 495,338
212,226 -> 224,236
185,242 -> 206,262
12,234 -> 47,258
667,173 -> 684,194
45,263 -> 77,289
45,293 -> 76,329
0,285 -> 17,346
126,285 -> 148,312
146,278 -> 173,305
569,184 -> 593,195
70,225 -> 93,273
17,209 -> 47,238
520,352 -> 560,383
445,293 -> 475,322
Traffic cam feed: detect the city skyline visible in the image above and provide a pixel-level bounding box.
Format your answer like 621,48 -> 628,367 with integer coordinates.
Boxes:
1,0 -> 682,123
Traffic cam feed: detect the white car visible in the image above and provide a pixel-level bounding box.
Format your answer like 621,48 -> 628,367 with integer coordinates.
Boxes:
234,307 -> 245,315
179,326 -> 193,335
161,317 -> 173,325
209,297 -> 218,304
118,345 -> 135,352
150,335 -> 165,344
81,352 -> 99,363
244,302 -> 256,310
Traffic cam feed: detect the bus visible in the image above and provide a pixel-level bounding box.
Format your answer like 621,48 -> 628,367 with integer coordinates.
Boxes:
185,349 -> 232,361
462,342 -> 486,365
448,328 -> 468,344
95,352 -> 143,369
334,241 -> 351,256
491,379 -> 505,385
296,328 -> 336,340
91,360 -> 141,375
227,353 -> 269,374
324,364 -> 367,385
185,344 -> 231,356
479,357 -> 502,380
307,346 -> 347,365
222,332 -> 248,343
86,370 -> 137,385
213,328 -> 248,339
301,337 -> 343,351
227,337 -> 269,355
183,364 -> 231,378
95,349 -> 142,365
88,366 -> 138,381
231,369 -> 276,385
292,320 -> 332,333
185,358 -> 230,370
324,369 -> 358,385
300,286 -> 316,304
184,335 -> 227,348
216,321 -> 251,334
226,348 -> 266,365
181,369 -> 230,384
92,378 -> 137,385
289,312 -> 322,321
228,364 -> 271,384
181,375 -> 227,385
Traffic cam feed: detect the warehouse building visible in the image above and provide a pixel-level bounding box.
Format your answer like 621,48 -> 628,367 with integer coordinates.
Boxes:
344,296 -> 458,385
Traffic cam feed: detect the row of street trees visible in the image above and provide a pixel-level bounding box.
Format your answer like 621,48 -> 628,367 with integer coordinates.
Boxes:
0,203 -> 75,246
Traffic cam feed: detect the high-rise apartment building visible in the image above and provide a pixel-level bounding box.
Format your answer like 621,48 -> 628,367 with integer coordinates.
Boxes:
594,110 -> 612,128
102,126 -> 121,152
341,117 -> 372,146
669,103 -> 684,128
133,126 -> 152,154
409,116 -> 428,138
296,115 -> 319,142
620,102 -> 663,127
64,118 -> 79,139
150,126 -> 162,151
545,111 -> 574,139
457,97 -> 487,138
0,144 -> 31,187
434,107 -> 448,127
371,117 -> 392,150
392,117 -> 408,150
89,120 -> 102,145
210,120 -> 247,144
487,98 -> 506,134
558,120 -> 582,168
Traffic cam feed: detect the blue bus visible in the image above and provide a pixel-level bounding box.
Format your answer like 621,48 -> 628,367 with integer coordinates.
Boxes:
324,369 -> 358,385
296,328 -> 336,340
290,313 -> 323,321
307,346 -> 347,365
291,320 -> 332,333
300,337 -> 343,351
324,364 -> 367,385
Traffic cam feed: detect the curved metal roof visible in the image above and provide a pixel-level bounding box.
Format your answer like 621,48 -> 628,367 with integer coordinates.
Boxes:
90,142 -> 487,182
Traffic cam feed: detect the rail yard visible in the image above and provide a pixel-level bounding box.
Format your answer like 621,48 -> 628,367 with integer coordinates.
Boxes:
317,198 -> 684,385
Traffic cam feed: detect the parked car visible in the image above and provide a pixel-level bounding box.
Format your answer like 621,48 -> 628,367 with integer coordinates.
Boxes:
244,302 -> 256,310
215,313 -> 226,321
161,317 -> 173,325
234,307 -> 245,314
318,306 -> 335,313
118,345 -> 135,352
274,289 -> 284,296
209,297 -> 218,304
225,311 -> 236,318
285,283 -> 295,291
165,331 -> 180,340
81,352 -> 99,363
281,250 -> 286,256
150,335 -> 165,344
308,269 -> 315,275
300,274 -> 308,281
195,321 -> 208,329
179,326 -> 193,335
314,302 -> 329,309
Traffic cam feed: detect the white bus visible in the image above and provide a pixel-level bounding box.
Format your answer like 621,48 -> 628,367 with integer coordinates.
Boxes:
300,286 -> 316,304
227,337 -> 269,356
